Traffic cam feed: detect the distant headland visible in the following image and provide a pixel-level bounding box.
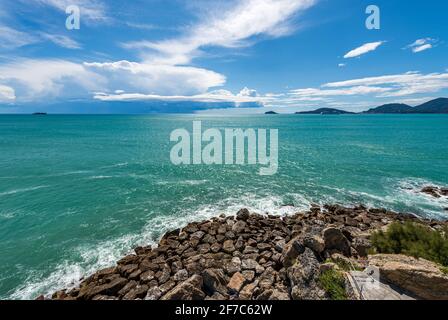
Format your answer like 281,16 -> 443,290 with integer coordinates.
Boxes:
270,98 -> 448,115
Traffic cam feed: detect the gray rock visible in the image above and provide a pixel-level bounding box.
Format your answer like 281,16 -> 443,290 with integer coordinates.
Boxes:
161,275 -> 205,300
173,269 -> 189,282
225,257 -> 242,275
281,238 -> 305,268
323,227 -> 351,256
223,240 -> 236,253
145,287 -> 162,300
236,208 -> 250,220
232,221 -> 247,234
202,268 -> 228,295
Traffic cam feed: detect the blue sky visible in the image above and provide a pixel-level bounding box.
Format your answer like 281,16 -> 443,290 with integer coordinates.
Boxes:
0,0 -> 447,113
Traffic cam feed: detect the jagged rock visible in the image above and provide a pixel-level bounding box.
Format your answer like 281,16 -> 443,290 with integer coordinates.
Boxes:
225,257 -> 242,275
268,289 -> 290,300
232,221 -> 247,234
205,292 -> 228,300
287,248 -> 324,300
242,258 -> 259,270
117,255 -> 139,266
118,280 -> 137,297
171,260 -> 184,274
235,237 -> 245,250
198,243 -> 211,254
369,254 -> 448,300
323,227 -> 351,256
223,240 -> 235,253
257,243 -> 271,251
161,275 -> 205,300
156,266 -> 171,284
123,284 -> 148,300
237,208 -> 250,220
173,269 -> 189,282
227,272 -> 246,293
191,231 -> 206,241
352,237 -> 371,257
281,237 -> 305,268
242,270 -> 255,282
159,280 -> 176,294
243,246 -> 258,254
79,277 -> 127,300
239,281 -> 258,300
303,235 -> 325,254
118,264 -> 138,277
258,267 -> 276,290
92,295 -> 118,300
203,234 -> 217,244
179,231 -> 188,240
202,268 -> 228,295
185,262 -> 202,275
145,287 -> 162,300
210,242 -> 222,253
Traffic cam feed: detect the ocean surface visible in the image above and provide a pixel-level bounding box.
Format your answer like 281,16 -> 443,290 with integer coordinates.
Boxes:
0,114 -> 447,299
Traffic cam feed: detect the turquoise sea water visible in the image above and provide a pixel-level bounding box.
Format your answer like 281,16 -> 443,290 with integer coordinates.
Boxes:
0,114 -> 447,299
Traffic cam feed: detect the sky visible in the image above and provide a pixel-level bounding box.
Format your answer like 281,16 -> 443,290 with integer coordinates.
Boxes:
0,0 -> 447,114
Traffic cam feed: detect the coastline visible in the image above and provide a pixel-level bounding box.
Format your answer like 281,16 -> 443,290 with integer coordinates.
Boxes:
46,203 -> 448,301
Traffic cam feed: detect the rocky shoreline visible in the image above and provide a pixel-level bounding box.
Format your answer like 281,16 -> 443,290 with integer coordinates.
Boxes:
46,203 -> 448,301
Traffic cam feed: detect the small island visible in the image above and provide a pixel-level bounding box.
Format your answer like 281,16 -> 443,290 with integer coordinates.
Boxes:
295,108 -> 354,115
264,111 -> 278,115
32,112 -> 47,115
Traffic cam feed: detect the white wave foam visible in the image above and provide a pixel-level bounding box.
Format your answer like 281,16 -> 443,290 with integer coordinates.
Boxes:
85,175 -> 116,180
0,185 -> 50,197
8,233 -> 150,300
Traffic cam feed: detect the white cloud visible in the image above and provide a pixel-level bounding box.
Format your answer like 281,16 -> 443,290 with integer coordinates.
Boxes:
338,63 -> 346,67
290,86 -> 391,97
238,87 -> 259,97
405,38 -> 437,53
0,59 -> 105,100
93,88 -> 264,105
0,84 -> 15,102
343,41 -> 384,59
32,0 -> 108,23
0,26 -> 38,49
123,0 -> 317,65
0,26 -> 81,50
40,33 -> 81,49
323,71 -> 448,97
413,44 -> 432,53
84,60 -> 226,96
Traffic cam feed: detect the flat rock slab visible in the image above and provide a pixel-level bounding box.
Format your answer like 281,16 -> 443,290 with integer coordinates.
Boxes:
347,271 -> 415,300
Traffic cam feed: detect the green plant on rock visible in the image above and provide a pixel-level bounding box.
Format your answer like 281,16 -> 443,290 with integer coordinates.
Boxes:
371,222 -> 448,267
318,269 -> 348,300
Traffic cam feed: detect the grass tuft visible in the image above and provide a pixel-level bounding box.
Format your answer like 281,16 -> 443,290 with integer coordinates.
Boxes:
318,269 -> 348,300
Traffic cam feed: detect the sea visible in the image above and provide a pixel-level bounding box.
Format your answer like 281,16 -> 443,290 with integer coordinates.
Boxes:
0,114 -> 447,299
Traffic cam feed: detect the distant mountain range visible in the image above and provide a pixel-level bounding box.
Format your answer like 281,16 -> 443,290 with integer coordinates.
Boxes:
292,98 -> 448,115
364,98 -> 448,114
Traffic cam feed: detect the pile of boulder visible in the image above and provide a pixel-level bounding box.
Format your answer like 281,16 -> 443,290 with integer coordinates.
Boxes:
47,204 -> 448,301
